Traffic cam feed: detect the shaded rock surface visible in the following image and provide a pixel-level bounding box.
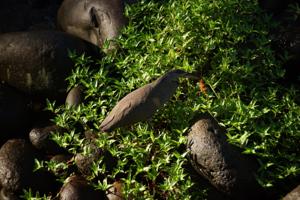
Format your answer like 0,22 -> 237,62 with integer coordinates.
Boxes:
0,139 -> 36,192
283,184 -> 300,200
273,27 -> 300,86
0,31 -> 98,99
65,85 -> 84,108
29,124 -> 65,155
75,142 -> 116,177
260,0 -> 300,87
32,168 -> 62,195
107,181 -> 124,200
187,114 -> 263,200
50,154 -> 73,177
184,162 -> 230,200
51,154 -> 72,164
258,0 -> 300,15
0,0 -> 62,33
0,188 -> 19,200
0,84 -> 31,138
57,0 -> 127,49
59,175 -> 105,200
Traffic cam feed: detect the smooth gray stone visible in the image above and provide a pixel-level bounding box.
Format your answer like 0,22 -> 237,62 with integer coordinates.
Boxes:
59,175 -> 105,200
57,0 -> 127,50
187,114 -> 263,200
283,185 -> 300,200
0,31 -> 98,99
0,84 -> 31,136
0,139 -> 36,192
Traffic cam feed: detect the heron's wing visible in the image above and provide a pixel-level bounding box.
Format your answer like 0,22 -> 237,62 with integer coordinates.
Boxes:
100,83 -> 154,131
100,101 -> 131,130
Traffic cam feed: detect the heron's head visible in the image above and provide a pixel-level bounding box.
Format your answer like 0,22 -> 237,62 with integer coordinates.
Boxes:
164,69 -> 200,82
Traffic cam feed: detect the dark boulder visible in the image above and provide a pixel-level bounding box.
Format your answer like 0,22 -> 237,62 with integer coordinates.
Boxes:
31,168 -> 62,195
258,0 -> 300,15
65,85 -> 84,108
187,114 -> 263,200
0,31 -> 99,100
0,188 -> 19,200
272,28 -> 300,86
29,124 -> 66,155
75,130 -> 116,176
283,184 -> 300,200
50,154 -> 73,177
107,181 -> 124,200
0,0 -> 62,33
0,84 -> 31,138
0,139 -> 36,193
57,0 -> 127,50
59,175 -> 105,200
75,143 -> 116,177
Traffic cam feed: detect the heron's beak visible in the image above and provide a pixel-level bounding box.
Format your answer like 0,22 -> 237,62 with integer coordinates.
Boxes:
184,72 -> 200,80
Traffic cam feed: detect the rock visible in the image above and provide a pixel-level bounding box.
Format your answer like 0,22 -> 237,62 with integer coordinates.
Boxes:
65,85 -> 84,108
59,175 -> 105,200
0,31 -> 99,100
75,141 -> 116,176
273,28 -> 300,86
0,0 -> 61,33
51,154 -> 73,163
283,184 -> 300,200
29,124 -> 65,155
50,154 -> 73,177
75,130 -> 115,176
0,84 -> 32,138
258,0 -> 298,14
31,168 -> 61,195
274,28 -> 300,56
184,163 -> 230,200
84,130 -> 98,141
0,188 -> 19,200
123,0 -> 139,4
0,139 -> 36,193
107,181 -> 124,200
187,114 -> 263,200
57,0 -> 127,50
0,4 -> 33,33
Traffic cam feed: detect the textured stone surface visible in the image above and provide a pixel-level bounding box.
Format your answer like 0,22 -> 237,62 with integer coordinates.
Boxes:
59,175 -> 105,200
29,124 -> 65,154
258,0 -> 297,14
283,184 -> 300,200
0,139 -> 36,192
0,0 -> 62,33
107,181 -> 124,200
273,28 -> 300,86
0,188 -> 19,200
187,114 -> 263,199
0,31 -> 98,99
65,85 -> 83,108
57,0 -> 127,50
50,154 -> 72,177
0,84 -> 31,137
75,143 -> 116,176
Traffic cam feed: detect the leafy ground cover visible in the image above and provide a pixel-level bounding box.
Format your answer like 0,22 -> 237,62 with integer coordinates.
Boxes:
27,0 -> 300,199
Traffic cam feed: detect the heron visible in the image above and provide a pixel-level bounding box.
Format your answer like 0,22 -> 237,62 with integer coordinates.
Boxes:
100,69 -> 199,132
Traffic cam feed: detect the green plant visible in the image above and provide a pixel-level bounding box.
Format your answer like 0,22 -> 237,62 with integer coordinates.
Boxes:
27,0 -> 300,199
22,189 -> 50,200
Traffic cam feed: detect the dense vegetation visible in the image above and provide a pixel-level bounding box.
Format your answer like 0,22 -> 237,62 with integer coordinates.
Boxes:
27,0 -> 300,199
